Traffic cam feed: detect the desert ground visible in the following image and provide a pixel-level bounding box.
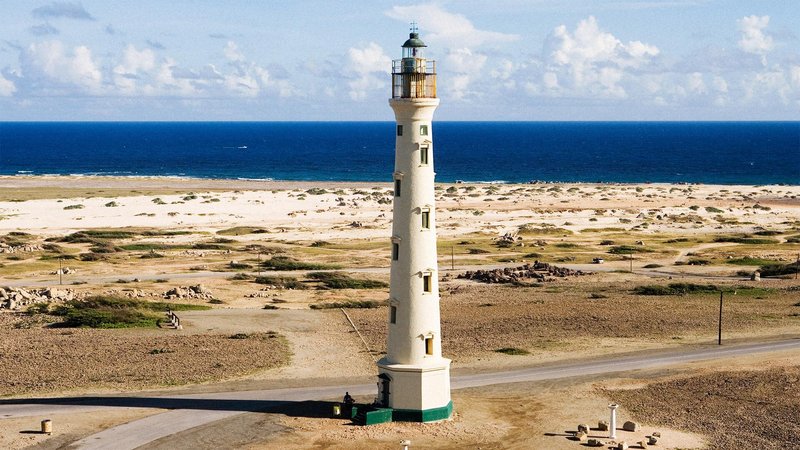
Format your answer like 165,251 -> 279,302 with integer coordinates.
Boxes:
0,175 -> 798,449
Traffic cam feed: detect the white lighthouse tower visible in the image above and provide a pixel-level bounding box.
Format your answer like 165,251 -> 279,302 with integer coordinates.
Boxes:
376,27 -> 452,422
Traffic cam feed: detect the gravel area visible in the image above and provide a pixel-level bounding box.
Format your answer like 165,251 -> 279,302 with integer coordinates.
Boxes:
608,365 -> 800,449
0,313 -> 289,396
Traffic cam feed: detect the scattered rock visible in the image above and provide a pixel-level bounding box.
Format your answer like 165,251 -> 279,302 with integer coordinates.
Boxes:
457,261 -> 588,284
0,286 -> 82,310
163,285 -> 213,300
575,431 -> 588,442
638,440 -> 648,449
617,441 -> 628,450
587,438 -> 604,447
577,424 -> 590,434
648,436 -> 659,445
651,431 -> 661,438
598,420 -> 609,431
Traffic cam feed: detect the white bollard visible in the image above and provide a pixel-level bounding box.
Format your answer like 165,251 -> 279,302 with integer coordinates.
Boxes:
400,440 -> 411,450
608,403 -> 619,439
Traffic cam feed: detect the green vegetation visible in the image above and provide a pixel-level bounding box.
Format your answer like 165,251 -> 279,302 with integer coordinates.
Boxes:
713,235 -> 779,245
104,201 -> 119,207
254,275 -> 308,289
63,204 -> 84,210
56,230 -> 137,243
518,223 -> 572,235
727,257 -> 779,266
643,263 -> 663,268
49,296 -> 209,328
759,262 -> 800,278
705,206 -> 724,213
261,255 -> 340,271
494,347 -> 530,355
309,300 -> 381,309
632,283 -> 774,296
217,227 -> 267,236
307,272 -> 388,289
608,245 -> 654,254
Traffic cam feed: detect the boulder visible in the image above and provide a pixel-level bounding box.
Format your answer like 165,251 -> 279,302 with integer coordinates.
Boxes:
651,431 -> 661,438
638,440 -> 648,449
617,442 -> 628,450
587,439 -> 604,447
598,420 -> 609,431
577,424 -> 590,434
575,431 -> 588,442
648,436 -> 659,445
622,421 -> 639,432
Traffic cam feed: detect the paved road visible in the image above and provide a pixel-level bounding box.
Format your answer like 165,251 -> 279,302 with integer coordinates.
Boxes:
1,338 -> 797,449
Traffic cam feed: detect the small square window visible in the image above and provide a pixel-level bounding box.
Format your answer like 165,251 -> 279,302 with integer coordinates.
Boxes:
397,125 -> 403,136
423,274 -> 432,292
420,125 -> 428,136
421,210 -> 430,229
420,145 -> 429,165
425,337 -> 433,355
394,179 -> 401,197
390,305 -> 397,324
392,242 -> 399,261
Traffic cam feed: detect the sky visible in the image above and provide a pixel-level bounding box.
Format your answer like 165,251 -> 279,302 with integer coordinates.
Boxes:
0,1 -> 798,121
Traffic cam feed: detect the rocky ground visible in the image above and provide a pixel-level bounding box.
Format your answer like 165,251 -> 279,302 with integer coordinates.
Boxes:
608,364 -> 800,449
0,313 -> 289,396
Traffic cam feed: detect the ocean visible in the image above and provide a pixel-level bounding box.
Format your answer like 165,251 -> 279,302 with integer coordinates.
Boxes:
0,122 -> 798,185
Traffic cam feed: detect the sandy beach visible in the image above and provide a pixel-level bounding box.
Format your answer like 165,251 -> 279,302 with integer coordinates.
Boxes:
1,175 -> 799,449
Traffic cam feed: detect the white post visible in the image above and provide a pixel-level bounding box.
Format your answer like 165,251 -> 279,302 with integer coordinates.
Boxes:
608,403 -> 618,439
400,440 -> 411,450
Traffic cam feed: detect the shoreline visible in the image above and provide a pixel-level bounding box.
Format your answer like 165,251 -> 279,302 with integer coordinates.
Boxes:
1,174 -> 797,190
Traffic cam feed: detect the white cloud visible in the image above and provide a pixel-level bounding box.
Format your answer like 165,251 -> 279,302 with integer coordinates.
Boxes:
0,73 -> 16,96
737,15 -> 774,61
346,42 -> 390,101
386,4 -> 518,49
224,41 -> 245,63
21,40 -> 102,92
536,16 -> 659,98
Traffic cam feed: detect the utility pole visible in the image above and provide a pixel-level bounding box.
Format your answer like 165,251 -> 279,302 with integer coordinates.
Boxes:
629,252 -> 633,273
451,246 -> 454,270
59,257 -> 63,286
795,253 -> 799,280
718,291 -> 723,345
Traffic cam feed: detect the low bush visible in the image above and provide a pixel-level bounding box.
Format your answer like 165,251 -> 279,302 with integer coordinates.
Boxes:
309,300 -> 381,309
50,296 -> 209,328
494,347 -> 530,355
254,276 -> 308,289
633,283 -> 720,295
261,256 -> 339,271
307,272 -> 388,289
608,245 -> 654,254
713,235 -> 779,245
759,262 -> 800,278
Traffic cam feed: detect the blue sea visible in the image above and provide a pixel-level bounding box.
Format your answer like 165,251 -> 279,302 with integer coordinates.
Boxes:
0,122 -> 798,185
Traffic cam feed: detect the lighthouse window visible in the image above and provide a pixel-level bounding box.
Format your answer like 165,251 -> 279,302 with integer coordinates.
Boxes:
423,273 -> 432,293
419,125 -> 428,136
390,306 -> 397,324
421,210 -> 430,229
420,145 -> 429,165
425,337 -> 433,355
397,125 -> 403,136
394,179 -> 401,196
392,242 -> 399,261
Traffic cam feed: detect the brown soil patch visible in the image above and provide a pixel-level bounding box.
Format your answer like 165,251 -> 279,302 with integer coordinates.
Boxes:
607,365 -> 800,449
0,314 -> 289,397
349,280 -> 800,366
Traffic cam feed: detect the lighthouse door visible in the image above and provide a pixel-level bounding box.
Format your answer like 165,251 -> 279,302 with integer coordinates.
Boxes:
378,374 -> 391,407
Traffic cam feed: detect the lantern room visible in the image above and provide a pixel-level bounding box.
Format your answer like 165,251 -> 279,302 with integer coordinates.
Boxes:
392,27 -> 437,99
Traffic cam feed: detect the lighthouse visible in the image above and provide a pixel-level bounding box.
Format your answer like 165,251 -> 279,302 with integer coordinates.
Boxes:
375,27 -> 452,422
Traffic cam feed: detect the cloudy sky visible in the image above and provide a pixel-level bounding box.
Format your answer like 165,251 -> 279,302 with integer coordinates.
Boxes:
0,1 -> 798,121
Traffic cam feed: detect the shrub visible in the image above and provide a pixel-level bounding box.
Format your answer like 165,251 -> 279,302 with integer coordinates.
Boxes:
261,256 -> 339,271
633,283 -> 720,295
608,245 -> 654,254
713,235 -> 779,245
727,257 -> 778,266
254,276 -> 308,289
63,204 -> 84,210
494,347 -> 530,355
309,300 -> 381,309
229,273 -> 253,281
307,272 -> 388,289
759,262 -> 800,278
705,206 -> 724,213
140,252 -> 165,259
468,248 -> 490,254
643,263 -> 663,268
